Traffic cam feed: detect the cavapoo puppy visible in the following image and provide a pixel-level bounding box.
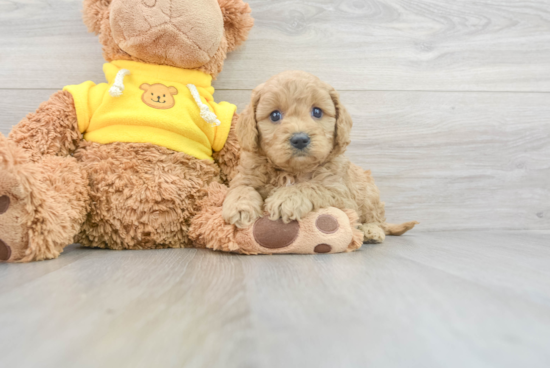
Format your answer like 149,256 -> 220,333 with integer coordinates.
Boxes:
223,71 -> 417,243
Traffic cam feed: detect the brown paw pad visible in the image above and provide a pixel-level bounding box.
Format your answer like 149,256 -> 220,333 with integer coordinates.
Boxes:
0,239 -> 12,261
314,244 -> 332,254
0,195 -> 10,215
253,217 -> 300,249
316,214 -> 339,234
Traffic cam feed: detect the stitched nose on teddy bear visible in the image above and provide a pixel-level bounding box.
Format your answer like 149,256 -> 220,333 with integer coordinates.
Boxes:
110,0 -> 224,69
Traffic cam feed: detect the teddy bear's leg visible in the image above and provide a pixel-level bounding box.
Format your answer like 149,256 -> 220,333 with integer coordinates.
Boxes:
74,142 -> 220,250
190,186 -> 364,255
189,182 -> 243,252
0,136 -> 89,262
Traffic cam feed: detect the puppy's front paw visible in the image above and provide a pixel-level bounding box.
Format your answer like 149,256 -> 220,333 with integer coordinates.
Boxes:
222,200 -> 263,229
265,192 -> 314,223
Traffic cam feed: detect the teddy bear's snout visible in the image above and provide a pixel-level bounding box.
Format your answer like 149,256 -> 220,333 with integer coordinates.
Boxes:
110,0 -> 224,69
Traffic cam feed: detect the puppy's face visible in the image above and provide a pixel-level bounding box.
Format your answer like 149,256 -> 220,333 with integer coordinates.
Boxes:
239,71 -> 352,172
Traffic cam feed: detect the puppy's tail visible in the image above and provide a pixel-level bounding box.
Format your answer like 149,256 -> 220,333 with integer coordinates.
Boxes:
381,221 -> 419,236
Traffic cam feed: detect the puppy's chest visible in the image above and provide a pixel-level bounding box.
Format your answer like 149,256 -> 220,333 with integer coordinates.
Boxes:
288,173 -> 313,186
260,172 -> 313,197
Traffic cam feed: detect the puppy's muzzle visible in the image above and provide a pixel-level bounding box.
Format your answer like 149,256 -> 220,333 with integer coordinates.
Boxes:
290,133 -> 311,150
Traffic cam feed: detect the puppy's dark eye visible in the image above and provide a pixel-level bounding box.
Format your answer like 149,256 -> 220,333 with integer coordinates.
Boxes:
312,107 -> 323,119
270,110 -> 282,123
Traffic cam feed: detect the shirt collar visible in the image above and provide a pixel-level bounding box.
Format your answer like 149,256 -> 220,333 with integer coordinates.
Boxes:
106,60 -> 213,89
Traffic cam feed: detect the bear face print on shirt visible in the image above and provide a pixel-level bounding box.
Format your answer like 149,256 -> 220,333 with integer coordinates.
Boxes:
140,83 -> 179,110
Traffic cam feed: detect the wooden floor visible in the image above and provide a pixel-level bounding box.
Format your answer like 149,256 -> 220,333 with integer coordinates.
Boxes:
1,0 -> 550,367
0,231 -> 549,368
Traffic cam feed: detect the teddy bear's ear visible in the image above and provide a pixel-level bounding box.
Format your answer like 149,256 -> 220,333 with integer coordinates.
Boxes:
218,0 -> 254,52
168,87 -> 179,96
83,0 -> 112,34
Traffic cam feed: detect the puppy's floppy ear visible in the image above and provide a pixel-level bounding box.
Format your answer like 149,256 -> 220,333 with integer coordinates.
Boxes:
237,83 -> 264,153
329,88 -> 353,157
218,0 -> 254,52
83,0 -> 112,34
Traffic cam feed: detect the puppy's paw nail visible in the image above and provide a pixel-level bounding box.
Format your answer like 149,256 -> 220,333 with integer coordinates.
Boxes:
253,217 -> 300,249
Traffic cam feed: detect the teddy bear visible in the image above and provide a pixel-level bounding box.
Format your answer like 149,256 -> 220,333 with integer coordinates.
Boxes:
0,0 -> 255,262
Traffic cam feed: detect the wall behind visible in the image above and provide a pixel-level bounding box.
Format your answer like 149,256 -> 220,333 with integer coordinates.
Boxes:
0,0 -> 548,230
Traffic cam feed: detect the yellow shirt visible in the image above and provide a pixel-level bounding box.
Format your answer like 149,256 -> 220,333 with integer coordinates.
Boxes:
64,60 -> 236,161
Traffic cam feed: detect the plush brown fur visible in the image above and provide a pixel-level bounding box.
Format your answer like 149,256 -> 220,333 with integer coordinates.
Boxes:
75,141 -> 220,250
9,91 -> 81,162
223,71 -> 418,243
213,114 -> 241,183
0,0 -> 252,262
0,136 -> 89,262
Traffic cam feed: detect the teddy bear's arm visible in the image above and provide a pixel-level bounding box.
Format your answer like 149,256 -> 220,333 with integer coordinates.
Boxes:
213,113 -> 241,185
8,90 -> 81,162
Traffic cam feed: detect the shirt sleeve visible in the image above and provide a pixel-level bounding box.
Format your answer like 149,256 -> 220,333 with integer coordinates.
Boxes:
210,101 -> 237,152
63,81 -> 108,133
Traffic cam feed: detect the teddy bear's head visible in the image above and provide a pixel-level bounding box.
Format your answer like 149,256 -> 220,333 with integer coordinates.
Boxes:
83,0 -> 253,77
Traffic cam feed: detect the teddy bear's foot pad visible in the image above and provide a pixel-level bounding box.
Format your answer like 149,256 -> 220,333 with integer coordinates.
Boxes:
253,218 -> 300,249
314,244 -> 332,254
0,195 -> 10,214
0,239 -> 11,261
0,192 -> 29,262
0,194 -> 12,260
238,208 -> 358,255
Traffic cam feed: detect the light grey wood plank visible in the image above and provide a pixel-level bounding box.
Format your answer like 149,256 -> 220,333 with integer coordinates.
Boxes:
240,232 -> 550,368
0,244 -> 92,295
386,231 -> 550,307
1,0 -> 550,91
0,231 -> 549,368
0,248 -> 259,368
0,0 -> 104,89
2,89 -> 549,231
343,90 -> 550,231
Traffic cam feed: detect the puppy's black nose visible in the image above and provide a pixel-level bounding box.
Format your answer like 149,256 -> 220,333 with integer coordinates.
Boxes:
290,133 -> 311,150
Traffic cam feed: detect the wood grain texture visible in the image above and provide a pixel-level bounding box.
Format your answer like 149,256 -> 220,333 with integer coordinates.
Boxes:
0,1 -> 549,231
1,0 -> 550,91
2,89 -> 548,231
2,2 -> 550,367
342,90 -> 550,231
0,231 -> 549,368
